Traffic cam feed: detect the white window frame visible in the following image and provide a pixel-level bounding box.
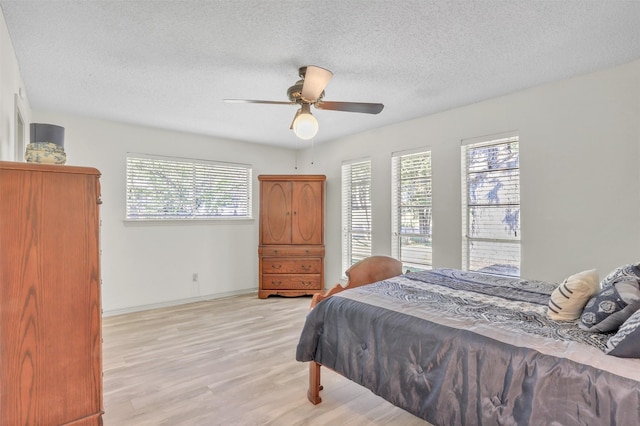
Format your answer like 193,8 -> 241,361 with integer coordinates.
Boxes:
342,158 -> 372,277
14,94 -> 26,162
126,153 -> 252,221
392,148 -> 432,271
461,133 -> 520,276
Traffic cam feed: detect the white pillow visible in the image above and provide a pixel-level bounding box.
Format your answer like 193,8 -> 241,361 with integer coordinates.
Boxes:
547,269 -> 599,321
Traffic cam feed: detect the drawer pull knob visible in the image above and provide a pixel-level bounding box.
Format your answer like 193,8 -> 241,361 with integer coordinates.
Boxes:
301,264 -> 311,271
301,281 -> 313,287
271,280 -> 282,286
271,264 -> 282,270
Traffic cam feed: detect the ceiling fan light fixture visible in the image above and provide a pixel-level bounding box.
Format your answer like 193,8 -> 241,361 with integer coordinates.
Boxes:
292,105 -> 318,140
224,65 -> 383,139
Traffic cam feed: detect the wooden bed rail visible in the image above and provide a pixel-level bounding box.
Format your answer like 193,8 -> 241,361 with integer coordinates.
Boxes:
307,255 -> 403,404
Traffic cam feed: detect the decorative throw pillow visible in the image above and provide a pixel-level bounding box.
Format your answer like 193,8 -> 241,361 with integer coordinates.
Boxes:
547,269 -> 599,321
606,309 -> 640,358
579,279 -> 640,332
600,263 -> 640,288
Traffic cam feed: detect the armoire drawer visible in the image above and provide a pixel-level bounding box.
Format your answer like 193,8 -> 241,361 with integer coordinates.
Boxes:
259,246 -> 325,257
262,258 -> 322,274
261,274 -> 322,290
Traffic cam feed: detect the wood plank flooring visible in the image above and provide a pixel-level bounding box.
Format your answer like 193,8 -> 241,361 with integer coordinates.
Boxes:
102,294 -> 429,425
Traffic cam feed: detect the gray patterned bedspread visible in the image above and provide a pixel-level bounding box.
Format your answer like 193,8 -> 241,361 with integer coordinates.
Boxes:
296,269 -> 640,425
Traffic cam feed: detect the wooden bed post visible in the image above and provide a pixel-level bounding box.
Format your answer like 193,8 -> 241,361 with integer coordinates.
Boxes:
306,256 -> 402,405
307,361 -> 322,404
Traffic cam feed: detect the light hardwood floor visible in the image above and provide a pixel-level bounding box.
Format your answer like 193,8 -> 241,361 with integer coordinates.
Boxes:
102,293 -> 429,425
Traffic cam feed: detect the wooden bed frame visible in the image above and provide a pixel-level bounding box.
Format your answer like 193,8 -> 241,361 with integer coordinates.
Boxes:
301,258 -> 640,425
306,256 -> 403,404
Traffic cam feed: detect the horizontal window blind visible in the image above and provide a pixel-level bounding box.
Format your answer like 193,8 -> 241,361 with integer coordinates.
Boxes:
342,160 -> 372,276
392,150 -> 432,271
126,154 -> 252,220
462,136 -> 520,276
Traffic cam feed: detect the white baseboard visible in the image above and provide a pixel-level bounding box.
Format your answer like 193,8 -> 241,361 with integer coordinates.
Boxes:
102,289 -> 257,317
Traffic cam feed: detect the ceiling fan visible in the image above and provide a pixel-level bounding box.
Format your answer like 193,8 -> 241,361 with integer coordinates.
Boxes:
224,65 -> 384,140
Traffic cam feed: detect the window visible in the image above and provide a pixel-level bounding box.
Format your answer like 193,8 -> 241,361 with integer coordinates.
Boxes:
392,149 -> 432,271
126,154 -> 252,220
342,159 -> 372,275
462,135 -> 520,276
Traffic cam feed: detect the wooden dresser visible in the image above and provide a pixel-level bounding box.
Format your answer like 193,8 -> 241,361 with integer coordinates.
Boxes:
0,161 -> 103,426
258,175 -> 325,298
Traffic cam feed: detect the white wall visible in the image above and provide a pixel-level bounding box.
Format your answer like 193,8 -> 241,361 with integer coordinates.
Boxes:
301,60 -> 640,285
6,4 -> 639,310
32,111 -> 307,314
0,6 -> 31,160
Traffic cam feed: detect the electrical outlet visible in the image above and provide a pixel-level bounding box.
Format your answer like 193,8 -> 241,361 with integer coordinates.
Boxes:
192,273 -> 199,282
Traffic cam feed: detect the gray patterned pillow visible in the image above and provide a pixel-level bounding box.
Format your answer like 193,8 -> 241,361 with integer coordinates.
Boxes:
579,279 -> 640,332
606,309 -> 640,358
601,263 -> 640,287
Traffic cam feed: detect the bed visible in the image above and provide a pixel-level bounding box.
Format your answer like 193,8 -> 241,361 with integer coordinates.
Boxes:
296,256 -> 640,425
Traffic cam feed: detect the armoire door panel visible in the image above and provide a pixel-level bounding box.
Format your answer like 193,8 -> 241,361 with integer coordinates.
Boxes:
291,181 -> 323,245
261,181 -> 292,245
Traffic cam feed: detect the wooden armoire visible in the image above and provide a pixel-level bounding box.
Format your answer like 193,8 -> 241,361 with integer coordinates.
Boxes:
0,161 -> 103,426
258,175 -> 325,299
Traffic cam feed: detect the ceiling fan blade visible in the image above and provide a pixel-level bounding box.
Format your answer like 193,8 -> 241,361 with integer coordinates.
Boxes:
301,66 -> 333,102
223,99 -> 294,105
315,101 -> 384,114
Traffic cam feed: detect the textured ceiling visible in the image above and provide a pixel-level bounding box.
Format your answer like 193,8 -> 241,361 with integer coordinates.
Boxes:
2,1 -> 640,149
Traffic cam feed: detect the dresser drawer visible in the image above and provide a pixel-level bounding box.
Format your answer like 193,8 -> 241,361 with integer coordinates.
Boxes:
262,258 -> 322,274
261,274 -> 322,290
259,245 -> 325,257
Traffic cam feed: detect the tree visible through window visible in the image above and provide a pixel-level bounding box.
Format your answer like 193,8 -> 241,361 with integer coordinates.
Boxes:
462,136 -> 520,276
392,149 -> 432,271
342,159 -> 372,276
126,154 -> 252,220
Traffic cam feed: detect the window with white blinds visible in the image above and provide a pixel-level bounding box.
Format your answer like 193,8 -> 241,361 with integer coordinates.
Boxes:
392,149 -> 432,271
462,135 -> 520,276
342,159 -> 372,276
126,154 -> 252,220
